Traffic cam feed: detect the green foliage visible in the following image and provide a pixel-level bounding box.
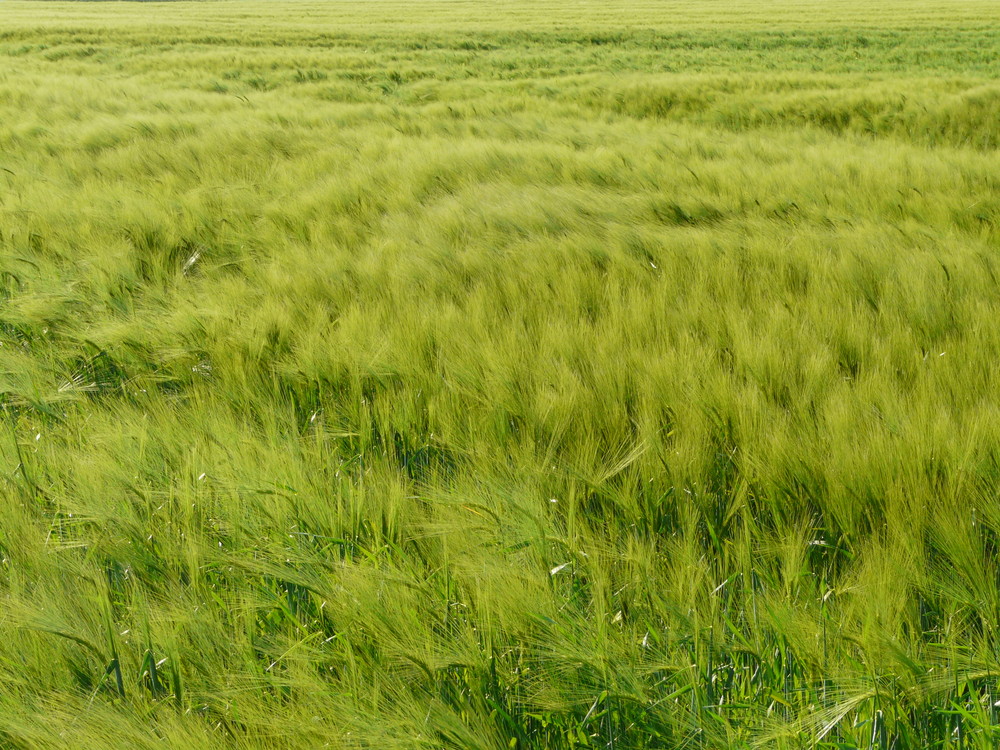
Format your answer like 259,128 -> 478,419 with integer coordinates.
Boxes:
1,0 -> 1000,747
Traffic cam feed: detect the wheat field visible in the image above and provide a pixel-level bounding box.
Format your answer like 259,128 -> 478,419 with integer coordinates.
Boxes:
2,1 -> 1000,747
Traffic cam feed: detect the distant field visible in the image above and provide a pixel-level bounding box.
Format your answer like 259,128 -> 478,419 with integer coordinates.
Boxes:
3,1 -> 1000,748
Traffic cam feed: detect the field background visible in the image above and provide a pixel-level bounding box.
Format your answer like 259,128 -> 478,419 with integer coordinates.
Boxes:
2,1 -> 1000,748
